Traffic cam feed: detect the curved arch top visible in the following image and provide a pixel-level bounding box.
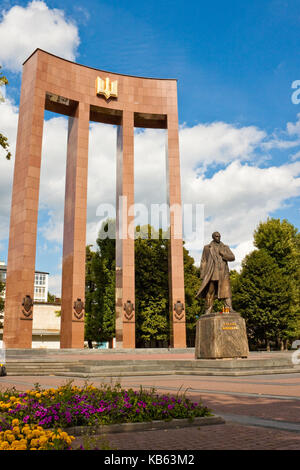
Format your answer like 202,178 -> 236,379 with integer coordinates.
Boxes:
22,48 -> 179,124
23,48 -> 178,81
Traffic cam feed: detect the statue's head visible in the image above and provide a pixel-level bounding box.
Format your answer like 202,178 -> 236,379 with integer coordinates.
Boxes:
212,232 -> 221,243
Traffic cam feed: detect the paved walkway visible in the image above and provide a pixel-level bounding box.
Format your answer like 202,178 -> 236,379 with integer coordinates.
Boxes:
1,370 -> 300,450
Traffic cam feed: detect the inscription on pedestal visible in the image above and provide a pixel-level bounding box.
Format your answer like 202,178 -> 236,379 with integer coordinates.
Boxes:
222,322 -> 238,330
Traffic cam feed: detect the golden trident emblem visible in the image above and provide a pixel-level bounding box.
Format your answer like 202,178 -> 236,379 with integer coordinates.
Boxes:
95,76 -> 118,100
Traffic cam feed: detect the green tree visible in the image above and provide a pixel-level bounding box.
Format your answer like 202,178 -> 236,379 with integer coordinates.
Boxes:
0,66 -> 11,160
233,249 -> 292,350
253,218 -> 300,346
84,245 -> 97,347
183,244 -> 201,346
254,218 -> 299,274
135,225 -> 203,346
47,291 -> 56,303
84,222 -> 116,346
135,226 -> 169,346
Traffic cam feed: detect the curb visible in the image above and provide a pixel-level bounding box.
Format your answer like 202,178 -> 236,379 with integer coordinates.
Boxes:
64,415 -> 225,436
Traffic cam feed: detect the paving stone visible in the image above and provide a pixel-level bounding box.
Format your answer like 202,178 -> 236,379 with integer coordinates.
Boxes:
1,353 -> 300,450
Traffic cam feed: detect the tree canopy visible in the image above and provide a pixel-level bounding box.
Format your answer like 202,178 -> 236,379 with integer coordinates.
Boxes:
84,221 -> 116,346
233,218 -> 300,349
233,249 -> 292,349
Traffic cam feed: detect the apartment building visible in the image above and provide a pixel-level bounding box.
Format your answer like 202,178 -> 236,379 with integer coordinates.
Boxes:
0,261 -> 48,302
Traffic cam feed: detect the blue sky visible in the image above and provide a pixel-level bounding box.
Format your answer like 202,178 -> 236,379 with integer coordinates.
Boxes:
0,0 -> 299,295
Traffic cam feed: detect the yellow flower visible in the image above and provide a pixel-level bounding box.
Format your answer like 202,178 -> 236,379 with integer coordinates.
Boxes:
30,438 -> 39,448
22,426 -> 30,435
6,433 -> 15,443
10,441 -> 24,450
12,419 -> 19,426
0,441 -> 10,450
39,436 -> 48,445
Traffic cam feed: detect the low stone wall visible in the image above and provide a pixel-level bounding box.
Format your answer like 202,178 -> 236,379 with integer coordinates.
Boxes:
63,415 -> 225,436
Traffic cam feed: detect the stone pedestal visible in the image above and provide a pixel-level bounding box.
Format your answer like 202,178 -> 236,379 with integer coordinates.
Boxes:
195,312 -> 249,359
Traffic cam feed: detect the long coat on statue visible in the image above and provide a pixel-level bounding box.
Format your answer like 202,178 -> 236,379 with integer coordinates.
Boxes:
196,241 -> 235,300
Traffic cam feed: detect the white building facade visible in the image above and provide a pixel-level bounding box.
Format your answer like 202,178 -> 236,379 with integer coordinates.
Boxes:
0,261 -> 60,348
0,261 -> 48,302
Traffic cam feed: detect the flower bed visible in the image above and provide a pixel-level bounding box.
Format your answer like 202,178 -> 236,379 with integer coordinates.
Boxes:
0,381 -> 211,433
0,419 -> 74,450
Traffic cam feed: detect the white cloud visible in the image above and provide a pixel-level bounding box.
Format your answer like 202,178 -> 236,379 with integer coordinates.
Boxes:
47,274 -> 62,297
291,150 -> 300,161
262,138 -> 300,151
134,128 -> 166,206
230,240 -> 256,272
39,116 -> 68,211
0,1 -> 79,72
260,114 -> 300,151
287,113 -> 300,136
0,95 -> 17,246
181,158 -> 300,266
179,121 -> 266,173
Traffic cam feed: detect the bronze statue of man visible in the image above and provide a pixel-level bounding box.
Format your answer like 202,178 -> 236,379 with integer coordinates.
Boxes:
196,232 -> 235,314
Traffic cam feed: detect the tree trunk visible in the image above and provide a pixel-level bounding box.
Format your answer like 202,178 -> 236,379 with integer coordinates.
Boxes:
266,339 -> 271,352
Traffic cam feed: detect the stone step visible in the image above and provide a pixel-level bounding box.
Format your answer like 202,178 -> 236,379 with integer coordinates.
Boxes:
3,353 -> 299,377
6,361 -> 295,372
6,363 -> 299,377
45,367 -> 300,378
4,348 -> 195,356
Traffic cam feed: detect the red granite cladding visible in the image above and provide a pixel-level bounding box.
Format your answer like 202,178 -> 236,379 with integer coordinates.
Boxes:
3,49 -> 186,348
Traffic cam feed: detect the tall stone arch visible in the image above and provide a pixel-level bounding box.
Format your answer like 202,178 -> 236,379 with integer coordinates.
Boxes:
3,49 -> 186,349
